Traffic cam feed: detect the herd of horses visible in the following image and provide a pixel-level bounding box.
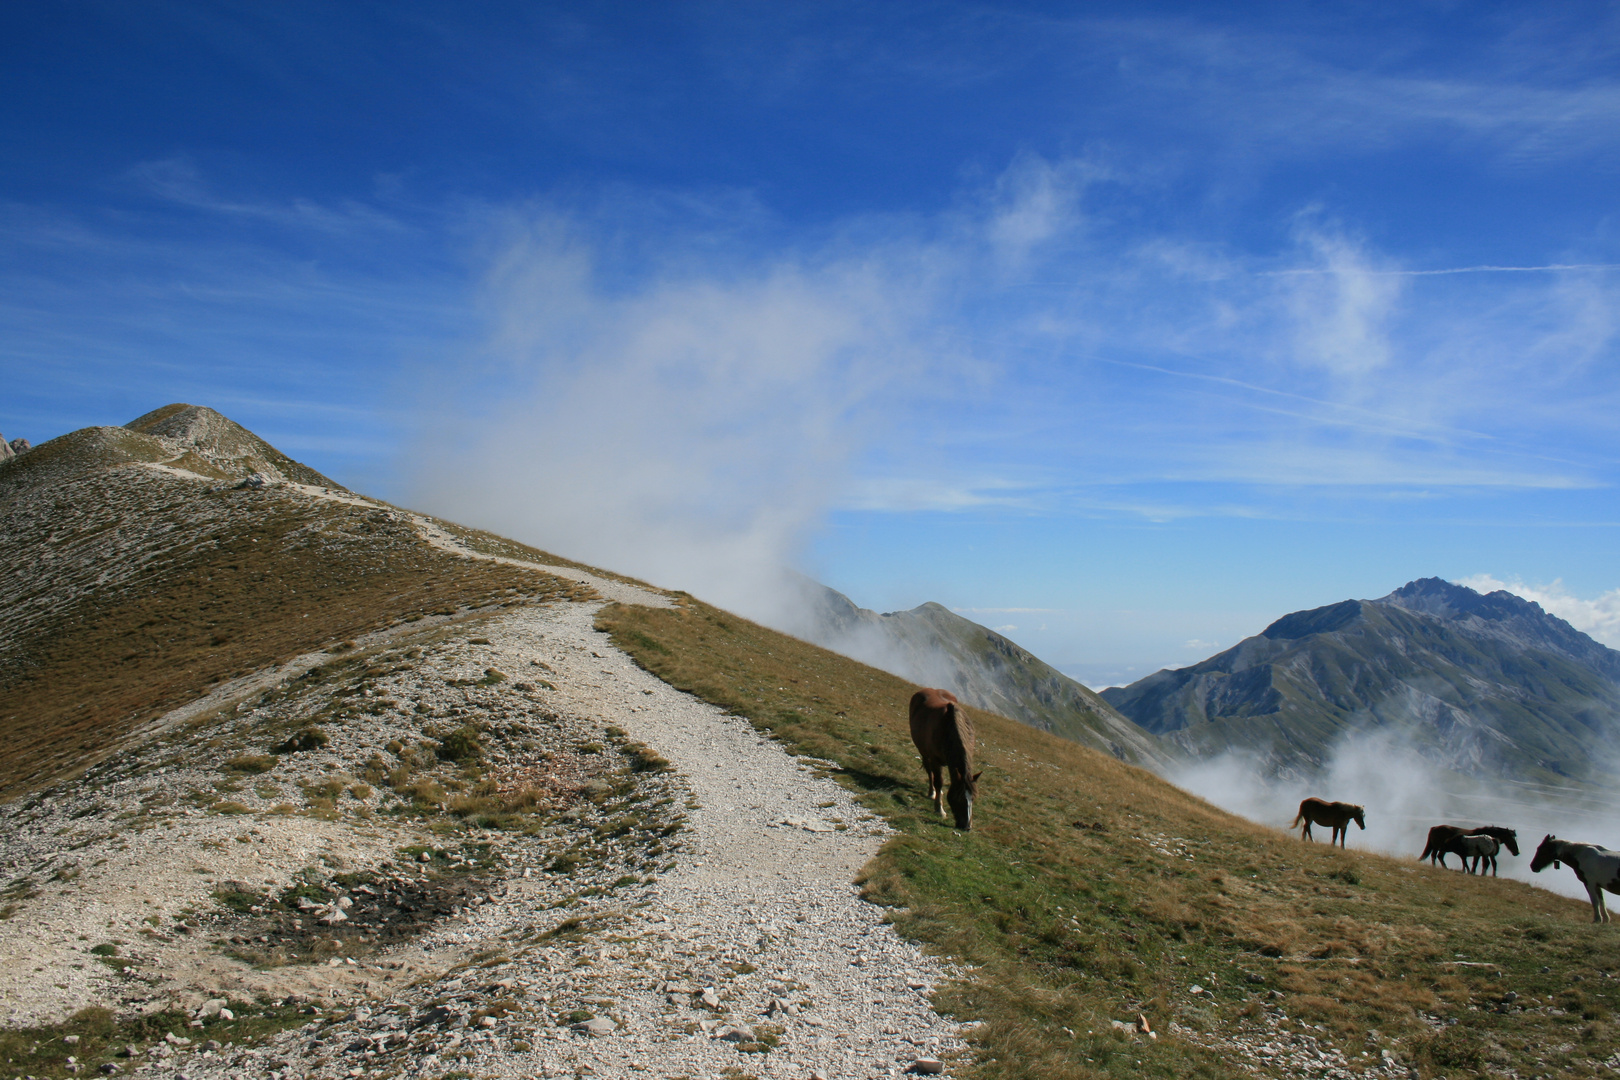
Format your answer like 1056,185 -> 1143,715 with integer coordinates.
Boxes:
1286,799 -> 1620,920
906,688 -> 1620,923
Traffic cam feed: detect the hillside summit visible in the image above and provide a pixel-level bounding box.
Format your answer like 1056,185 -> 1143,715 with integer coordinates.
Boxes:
1101,577 -> 1620,784
6,407 -> 1620,1080
0,406 -> 961,1079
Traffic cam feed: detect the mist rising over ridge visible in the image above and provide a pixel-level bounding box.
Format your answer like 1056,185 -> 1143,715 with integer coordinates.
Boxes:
775,576 -> 1171,769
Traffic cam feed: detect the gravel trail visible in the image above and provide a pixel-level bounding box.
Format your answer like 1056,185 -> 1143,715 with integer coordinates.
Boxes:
1,475 -> 967,1077
454,602 -> 965,1078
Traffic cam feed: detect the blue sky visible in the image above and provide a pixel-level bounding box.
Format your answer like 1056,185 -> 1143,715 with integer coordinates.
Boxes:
4,2 -> 1620,686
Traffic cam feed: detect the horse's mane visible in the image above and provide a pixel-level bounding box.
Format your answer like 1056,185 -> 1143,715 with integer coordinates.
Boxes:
939,701 -> 971,773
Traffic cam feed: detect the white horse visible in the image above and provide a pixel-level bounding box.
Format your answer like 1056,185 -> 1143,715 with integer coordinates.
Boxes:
1531,834 -> 1620,923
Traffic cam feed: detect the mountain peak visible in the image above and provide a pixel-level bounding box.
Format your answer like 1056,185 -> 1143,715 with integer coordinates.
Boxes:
1379,576 -> 1552,625
1384,577 -> 1489,617
126,403 -> 259,458
124,403 -> 342,489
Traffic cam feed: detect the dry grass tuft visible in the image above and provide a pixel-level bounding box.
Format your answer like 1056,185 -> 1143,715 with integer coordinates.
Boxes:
221,754 -> 278,775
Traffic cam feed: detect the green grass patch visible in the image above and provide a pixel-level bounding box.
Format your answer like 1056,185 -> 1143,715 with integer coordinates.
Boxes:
599,595 -> 1620,1080
0,1002 -> 311,1080
436,726 -> 482,762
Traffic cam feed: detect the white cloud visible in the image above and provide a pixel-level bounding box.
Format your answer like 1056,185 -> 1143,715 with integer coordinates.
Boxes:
982,153 -> 1099,269
838,474 -> 1034,512
408,206 -> 958,621
1283,223 -> 1403,382
1456,574 -> 1620,648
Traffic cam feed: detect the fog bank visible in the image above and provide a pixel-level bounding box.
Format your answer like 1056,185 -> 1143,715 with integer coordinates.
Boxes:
1167,729 -> 1620,903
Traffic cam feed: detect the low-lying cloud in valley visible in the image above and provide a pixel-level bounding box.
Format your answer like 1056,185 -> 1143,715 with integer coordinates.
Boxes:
1167,728 -> 1620,903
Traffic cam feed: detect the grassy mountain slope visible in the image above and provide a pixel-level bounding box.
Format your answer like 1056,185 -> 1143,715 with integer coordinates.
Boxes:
7,406 -> 1620,1080
0,408 -> 594,800
602,597 -> 1620,1080
800,582 -> 1170,768
1101,578 -> 1620,784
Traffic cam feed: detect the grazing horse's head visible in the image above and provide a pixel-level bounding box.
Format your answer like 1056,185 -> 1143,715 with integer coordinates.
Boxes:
946,770 -> 983,831
1530,834 -> 1562,873
1351,805 -> 1366,831
1499,829 -> 1520,857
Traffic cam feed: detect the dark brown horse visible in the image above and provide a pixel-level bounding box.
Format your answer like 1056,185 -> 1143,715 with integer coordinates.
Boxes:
1420,825 -> 1520,868
909,688 -> 980,830
1291,798 -> 1365,847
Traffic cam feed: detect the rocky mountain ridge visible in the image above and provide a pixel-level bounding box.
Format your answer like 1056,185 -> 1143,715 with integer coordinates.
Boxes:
1101,577 -> 1620,784
793,579 -> 1171,768
0,430 -> 30,462
5,405 -> 1618,1080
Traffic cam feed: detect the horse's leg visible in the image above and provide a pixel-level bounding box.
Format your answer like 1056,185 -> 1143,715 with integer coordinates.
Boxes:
929,765 -> 945,817
1588,881 -> 1607,923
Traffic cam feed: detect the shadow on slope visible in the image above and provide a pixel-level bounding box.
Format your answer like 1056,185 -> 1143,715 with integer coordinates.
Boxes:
602,595 -> 1620,1080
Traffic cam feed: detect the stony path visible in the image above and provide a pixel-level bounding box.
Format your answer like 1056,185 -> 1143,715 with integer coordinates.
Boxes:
3,471 -> 967,1078
153,602 -> 965,1080
438,603 -> 963,1079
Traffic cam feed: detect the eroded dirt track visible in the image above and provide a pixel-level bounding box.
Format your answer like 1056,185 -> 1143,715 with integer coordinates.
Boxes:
0,485 -> 964,1078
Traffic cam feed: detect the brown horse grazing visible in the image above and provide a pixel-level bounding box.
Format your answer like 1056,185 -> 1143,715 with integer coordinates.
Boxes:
1421,825 -> 1520,868
909,689 -> 981,830
1291,798 -> 1365,847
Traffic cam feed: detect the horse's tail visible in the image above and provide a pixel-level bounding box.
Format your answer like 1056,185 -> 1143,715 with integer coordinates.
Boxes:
1290,806 -> 1304,828
1420,836 -> 1436,860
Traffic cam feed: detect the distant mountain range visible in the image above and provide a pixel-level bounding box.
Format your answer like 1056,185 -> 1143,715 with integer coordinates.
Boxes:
1100,577 -> 1620,785
787,580 -> 1171,769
